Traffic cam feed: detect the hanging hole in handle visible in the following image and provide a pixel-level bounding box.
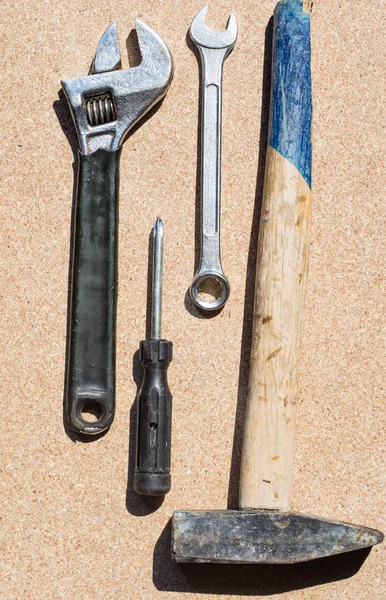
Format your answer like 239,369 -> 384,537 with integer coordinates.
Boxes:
190,272 -> 230,311
68,393 -> 113,435
80,400 -> 103,423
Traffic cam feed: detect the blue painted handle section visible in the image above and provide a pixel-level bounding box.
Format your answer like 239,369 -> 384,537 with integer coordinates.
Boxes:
270,0 -> 312,188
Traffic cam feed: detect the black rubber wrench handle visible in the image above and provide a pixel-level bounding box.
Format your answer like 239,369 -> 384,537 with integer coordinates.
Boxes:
66,148 -> 121,435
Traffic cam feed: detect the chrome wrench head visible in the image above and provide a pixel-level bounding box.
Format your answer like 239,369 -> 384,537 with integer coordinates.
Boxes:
189,7 -> 237,311
61,20 -> 173,155
189,5 -> 237,50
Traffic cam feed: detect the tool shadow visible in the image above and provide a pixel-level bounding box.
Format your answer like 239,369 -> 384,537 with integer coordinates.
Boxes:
225,12 -> 269,511
53,29 -> 166,443
152,17 -> 373,594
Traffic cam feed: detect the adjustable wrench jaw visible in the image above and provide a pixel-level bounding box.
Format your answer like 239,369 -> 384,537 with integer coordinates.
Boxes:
61,20 -> 173,155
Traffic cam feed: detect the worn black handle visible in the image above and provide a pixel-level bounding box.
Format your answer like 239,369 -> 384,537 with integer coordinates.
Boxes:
134,339 -> 173,495
66,148 -> 121,435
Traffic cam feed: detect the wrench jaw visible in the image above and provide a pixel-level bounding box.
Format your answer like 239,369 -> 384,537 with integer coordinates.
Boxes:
189,6 -> 238,50
91,22 -> 121,74
61,20 -> 173,155
190,270 -> 230,312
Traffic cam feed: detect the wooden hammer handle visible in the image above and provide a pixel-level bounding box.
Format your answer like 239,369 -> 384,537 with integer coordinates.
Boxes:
240,0 -> 313,511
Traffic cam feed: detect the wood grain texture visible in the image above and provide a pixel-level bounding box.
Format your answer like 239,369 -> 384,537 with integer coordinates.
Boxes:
240,148 -> 312,510
239,0 -> 313,511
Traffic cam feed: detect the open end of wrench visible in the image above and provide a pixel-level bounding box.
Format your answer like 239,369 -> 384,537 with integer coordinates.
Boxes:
61,19 -> 173,154
189,6 -> 238,49
190,272 -> 230,311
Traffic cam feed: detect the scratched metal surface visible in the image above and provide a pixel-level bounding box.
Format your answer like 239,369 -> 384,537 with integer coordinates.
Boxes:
0,1 -> 384,598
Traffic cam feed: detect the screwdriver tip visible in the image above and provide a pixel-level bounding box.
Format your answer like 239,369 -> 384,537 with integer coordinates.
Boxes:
154,217 -> 164,238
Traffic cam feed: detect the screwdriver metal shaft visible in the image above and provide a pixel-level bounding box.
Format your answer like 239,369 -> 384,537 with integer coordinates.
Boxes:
134,218 -> 173,496
151,217 -> 163,340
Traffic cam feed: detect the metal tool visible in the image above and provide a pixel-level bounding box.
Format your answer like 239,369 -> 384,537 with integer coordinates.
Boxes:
172,0 -> 383,563
189,6 -> 237,311
134,218 -> 173,496
61,21 -> 173,435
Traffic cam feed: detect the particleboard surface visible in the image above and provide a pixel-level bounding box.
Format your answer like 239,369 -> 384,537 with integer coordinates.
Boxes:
0,1 -> 385,599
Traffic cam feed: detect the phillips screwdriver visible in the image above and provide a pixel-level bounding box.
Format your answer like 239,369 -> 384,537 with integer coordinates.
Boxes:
134,218 -> 173,496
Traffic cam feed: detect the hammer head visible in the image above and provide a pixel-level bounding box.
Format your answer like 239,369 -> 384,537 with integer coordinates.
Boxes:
61,20 -> 173,154
172,510 -> 384,564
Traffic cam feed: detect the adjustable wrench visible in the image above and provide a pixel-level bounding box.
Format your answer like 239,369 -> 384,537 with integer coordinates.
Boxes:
61,21 -> 173,435
189,6 -> 237,311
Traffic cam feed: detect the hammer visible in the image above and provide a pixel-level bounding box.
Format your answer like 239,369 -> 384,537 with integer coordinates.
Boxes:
172,0 -> 384,563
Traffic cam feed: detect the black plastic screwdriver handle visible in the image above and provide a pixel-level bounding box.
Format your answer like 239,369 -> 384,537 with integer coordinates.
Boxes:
134,218 -> 173,496
134,338 -> 173,495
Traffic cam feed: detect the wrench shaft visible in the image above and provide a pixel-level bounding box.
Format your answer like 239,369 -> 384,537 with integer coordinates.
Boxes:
200,48 -> 226,268
202,83 -> 220,239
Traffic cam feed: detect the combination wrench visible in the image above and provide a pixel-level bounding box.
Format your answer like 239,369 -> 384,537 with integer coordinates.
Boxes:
189,6 -> 237,311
